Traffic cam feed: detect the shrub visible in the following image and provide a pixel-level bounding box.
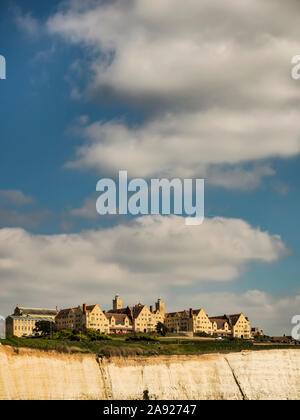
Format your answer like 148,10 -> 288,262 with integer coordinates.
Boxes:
71,333 -> 88,342
98,346 -> 145,358
53,329 -> 73,340
86,329 -> 112,341
126,334 -> 160,342
194,332 -> 211,338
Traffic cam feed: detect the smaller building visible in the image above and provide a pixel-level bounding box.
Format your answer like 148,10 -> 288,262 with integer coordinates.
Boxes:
108,296 -> 165,333
104,313 -> 132,333
6,307 -> 57,338
210,317 -> 231,337
165,308 -> 213,335
251,327 -> 264,337
272,336 -> 295,344
56,304 -> 109,334
209,313 -> 251,339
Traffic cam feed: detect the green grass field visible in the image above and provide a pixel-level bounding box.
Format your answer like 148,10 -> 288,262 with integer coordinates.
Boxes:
0,335 -> 298,357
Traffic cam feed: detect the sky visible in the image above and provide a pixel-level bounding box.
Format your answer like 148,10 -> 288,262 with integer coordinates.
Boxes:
0,0 -> 300,335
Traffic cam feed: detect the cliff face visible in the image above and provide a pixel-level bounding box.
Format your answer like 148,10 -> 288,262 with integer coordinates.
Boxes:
0,345 -> 299,400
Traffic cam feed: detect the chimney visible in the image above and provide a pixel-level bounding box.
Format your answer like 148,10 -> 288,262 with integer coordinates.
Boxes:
150,305 -> 154,313
189,308 -> 193,318
83,304 -> 86,314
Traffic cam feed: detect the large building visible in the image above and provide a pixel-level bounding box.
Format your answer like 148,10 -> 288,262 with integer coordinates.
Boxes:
6,307 -> 57,338
6,300 -> 253,339
55,296 -> 165,334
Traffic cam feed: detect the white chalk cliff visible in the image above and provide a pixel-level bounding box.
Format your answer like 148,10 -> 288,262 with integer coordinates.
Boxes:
0,346 -> 299,400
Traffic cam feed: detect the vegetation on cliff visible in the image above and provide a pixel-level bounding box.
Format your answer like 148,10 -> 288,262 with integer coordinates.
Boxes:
1,334 -> 298,358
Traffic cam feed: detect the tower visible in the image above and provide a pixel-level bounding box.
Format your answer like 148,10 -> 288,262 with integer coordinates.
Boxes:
113,295 -> 122,311
155,298 -> 165,314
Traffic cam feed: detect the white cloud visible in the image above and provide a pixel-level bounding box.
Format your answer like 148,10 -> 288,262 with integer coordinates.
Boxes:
70,196 -> 98,219
0,190 -> 50,229
47,0 -> 300,108
0,207 -> 50,229
65,111 -> 298,182
48,0 -> 300,186
0,190 -> 33,206
15,9 -> 40,37
0,216 -> 287,314
0,215 -> 293,334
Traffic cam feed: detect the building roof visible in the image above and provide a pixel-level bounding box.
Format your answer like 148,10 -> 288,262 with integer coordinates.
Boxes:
208,314 -> 244,328
105,313 -> 131,325
56,304 -> 99,319
209,318 -> 228,329
55,308 -> 77,319
272,336 -> 294,342
78,304 -> 98,312
166,309 -> 204,318
107,304 -> 146,322
14,307 -> 57,316
7,316 -> 55,322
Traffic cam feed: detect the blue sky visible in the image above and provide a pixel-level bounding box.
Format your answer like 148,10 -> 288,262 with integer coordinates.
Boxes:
0,0 -> 300,335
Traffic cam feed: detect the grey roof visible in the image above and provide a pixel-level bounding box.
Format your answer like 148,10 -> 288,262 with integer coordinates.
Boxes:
14,307 -> 57,316
8,316 -> 54,322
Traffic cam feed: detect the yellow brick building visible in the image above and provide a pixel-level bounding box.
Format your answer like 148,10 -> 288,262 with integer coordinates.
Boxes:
165,309 -> 251,338
5,307 -> 57,338
209,313 -> 251,338
105,313 -> 132,333
165,308 -> 213,334
56,304 -> 109,333
7,301 -> 252,340
210,317 -> 231,336
107,296 -> 165,333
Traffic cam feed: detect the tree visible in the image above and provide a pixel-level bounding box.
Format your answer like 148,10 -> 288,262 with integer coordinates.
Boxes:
156,322 -> 168,337
33,320 -> 55,337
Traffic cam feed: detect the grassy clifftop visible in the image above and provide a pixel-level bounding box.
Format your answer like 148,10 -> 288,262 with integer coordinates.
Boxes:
0,335 -> 298,358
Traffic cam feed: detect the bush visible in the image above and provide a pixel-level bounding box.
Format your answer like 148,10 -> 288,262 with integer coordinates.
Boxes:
71,333 -> 88,342
86,329 -> 112,341
194,332 -> 212,338
98,346 -> 145,358
126,334 -> 160,342
52,329 -> 73,340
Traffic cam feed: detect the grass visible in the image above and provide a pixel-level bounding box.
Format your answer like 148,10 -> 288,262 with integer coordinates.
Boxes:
1,335 -> 299,357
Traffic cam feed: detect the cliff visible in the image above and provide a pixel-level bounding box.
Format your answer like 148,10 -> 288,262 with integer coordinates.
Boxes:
0,345 -> 299,400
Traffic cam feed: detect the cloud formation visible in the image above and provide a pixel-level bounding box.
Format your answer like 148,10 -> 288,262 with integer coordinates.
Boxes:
0,190 -> 33,206
0,215 -> 291,333
14,9 -> 40,37
48,0 -> 300,187
70,196 -> 98,219
0,215 -> 286,311
0,190 -> 49,229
